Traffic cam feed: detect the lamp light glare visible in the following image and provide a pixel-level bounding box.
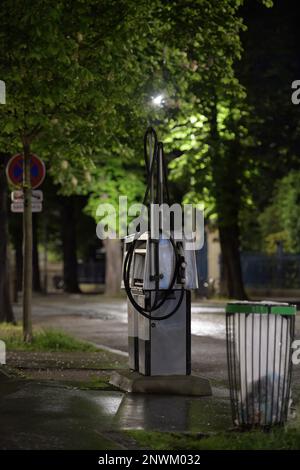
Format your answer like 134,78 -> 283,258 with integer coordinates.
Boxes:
152,94 -> 164,107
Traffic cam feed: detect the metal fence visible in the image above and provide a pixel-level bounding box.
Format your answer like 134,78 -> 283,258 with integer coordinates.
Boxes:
77,260 -> 106,284
77,251 -> 300,290
241,252 -> 300,290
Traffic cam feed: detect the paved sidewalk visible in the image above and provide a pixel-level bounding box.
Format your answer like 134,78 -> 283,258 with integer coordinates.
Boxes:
0,346 -> 231,450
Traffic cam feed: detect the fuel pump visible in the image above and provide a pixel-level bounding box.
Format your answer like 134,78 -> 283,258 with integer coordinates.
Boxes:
122,128 -> 199,376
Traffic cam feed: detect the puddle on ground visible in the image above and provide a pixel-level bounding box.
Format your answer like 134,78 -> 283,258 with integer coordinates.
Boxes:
114,394 -> 231,432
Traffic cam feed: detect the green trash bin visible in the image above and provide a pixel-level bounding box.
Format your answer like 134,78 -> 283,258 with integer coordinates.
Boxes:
226,301 -> 296,427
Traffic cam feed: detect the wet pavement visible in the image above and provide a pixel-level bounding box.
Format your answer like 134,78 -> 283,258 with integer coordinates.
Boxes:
3,294 -> 299,449
2,366 -> 300,449
0,374 -> 123,450
0,370 -> 232,449
13,295 -> 227,338
115,391 -> 231,432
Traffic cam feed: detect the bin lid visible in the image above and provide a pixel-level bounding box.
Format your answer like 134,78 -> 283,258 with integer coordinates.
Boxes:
226,300 -> 296,315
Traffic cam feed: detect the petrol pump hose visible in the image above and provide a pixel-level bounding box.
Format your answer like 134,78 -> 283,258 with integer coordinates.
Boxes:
123,127 -> 185,321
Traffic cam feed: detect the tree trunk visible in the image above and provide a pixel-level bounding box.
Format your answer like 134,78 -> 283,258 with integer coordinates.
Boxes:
61,196 -> 80,293
9,215 -> 23,301
104,238 -> 122,296
32,214 -> 42,292
209,98 -> 247,300
0,154 -> 15,323
219,224 -> 247,299
22,141 -> 33,342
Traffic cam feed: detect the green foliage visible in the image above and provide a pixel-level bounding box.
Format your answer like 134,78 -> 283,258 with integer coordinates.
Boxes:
80,0 -> 253,231
153,2 -> 266,230
261,0 -> 274,8
0,0 -> 166,183
0,0 -> 278,257
258,171 -> 300,254
127,428 -> 300,450
0,1 -> 81,147
276,171 -> 300,252
0,324 -> 99,352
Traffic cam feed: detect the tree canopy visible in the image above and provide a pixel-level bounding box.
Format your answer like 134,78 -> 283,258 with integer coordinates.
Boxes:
2,0 -> 299,305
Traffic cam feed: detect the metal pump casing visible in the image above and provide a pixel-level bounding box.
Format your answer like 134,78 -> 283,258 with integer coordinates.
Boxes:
122,128 -> 200,376
122,231 -> 199,291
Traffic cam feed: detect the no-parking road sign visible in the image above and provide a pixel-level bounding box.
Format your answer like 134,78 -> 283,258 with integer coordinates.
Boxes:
6,153 -> 46,189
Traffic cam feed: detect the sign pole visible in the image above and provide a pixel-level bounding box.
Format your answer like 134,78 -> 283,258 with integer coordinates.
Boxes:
6,150 -> 45,342
22,140 -> 33,342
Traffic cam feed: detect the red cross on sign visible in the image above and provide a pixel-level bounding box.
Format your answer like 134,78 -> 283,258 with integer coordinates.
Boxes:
6,153 -> 46,189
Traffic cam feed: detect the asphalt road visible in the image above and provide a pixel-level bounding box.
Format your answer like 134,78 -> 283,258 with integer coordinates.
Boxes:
14,293 -> 300,384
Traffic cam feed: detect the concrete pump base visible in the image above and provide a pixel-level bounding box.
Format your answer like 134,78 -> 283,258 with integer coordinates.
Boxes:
109,370 -> 212,396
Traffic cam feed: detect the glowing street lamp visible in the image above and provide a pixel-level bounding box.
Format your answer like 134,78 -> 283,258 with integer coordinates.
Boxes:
151,94 -> 165,107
